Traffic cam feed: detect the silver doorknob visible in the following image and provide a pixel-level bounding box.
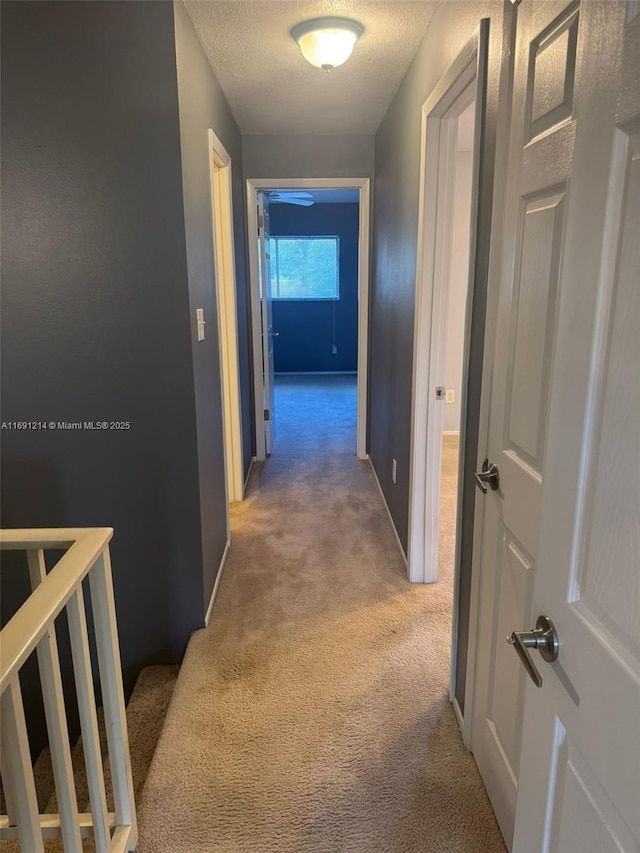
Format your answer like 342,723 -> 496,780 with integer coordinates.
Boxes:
474,458 -> 500,493
269,331 -> 280,337
507,615 -> 559,687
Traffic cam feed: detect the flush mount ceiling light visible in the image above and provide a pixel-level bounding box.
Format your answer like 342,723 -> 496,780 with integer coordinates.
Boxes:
291,17 -> 363,71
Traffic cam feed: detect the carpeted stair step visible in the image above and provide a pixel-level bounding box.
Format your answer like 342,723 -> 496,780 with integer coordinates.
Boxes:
0,664 -> 179,851
0,747 -> 56,817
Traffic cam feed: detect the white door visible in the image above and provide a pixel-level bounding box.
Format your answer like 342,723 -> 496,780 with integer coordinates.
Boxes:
257,192 -> 276,454
471,1 -> 640,850
513,2 -> 640,850
470,0 -> 578,838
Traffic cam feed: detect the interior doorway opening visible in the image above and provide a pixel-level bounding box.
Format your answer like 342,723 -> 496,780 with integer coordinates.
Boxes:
436,95 -> 477,726
407,23 -> 488,731
438,94 -> 477,592
246,178 -> 370,461
266,188 -> 360,457
204,128 -> 244,625
208,132 -> 244,500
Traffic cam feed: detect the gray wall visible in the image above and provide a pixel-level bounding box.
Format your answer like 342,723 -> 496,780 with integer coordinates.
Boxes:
243,135 -> 374,180
0,0 -> 221,752
174,1 -> 253,607
370,1 -> 512,713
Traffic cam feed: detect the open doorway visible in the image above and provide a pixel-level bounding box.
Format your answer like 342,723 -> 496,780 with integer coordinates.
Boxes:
268,188 -> 359,458
204,129 -> 244,625
246,178 -> 370,461
407,23 -> 488,728
438,95 -> 476,616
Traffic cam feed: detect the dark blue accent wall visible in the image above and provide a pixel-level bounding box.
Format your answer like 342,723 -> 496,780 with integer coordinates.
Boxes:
269,203 -> 359,373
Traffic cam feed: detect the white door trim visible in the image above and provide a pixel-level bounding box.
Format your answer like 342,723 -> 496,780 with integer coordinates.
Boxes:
246,177 -> 370,461
208,129 -> 244,505
408,23 -> 487,585
407,23 -> 489,735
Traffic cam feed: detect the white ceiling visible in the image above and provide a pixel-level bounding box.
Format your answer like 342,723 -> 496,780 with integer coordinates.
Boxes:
184,1 -> 441,135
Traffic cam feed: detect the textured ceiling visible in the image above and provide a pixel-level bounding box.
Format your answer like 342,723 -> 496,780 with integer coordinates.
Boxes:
184,1 -> 441,135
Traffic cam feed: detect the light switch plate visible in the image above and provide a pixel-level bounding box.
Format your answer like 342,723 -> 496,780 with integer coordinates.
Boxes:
445,389 -> 455,404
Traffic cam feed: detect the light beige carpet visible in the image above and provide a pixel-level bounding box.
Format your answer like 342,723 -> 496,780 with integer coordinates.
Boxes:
137,375 -> 505,853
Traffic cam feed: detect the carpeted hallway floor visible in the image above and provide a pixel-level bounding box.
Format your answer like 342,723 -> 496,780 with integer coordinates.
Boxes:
137,374 -> 505,853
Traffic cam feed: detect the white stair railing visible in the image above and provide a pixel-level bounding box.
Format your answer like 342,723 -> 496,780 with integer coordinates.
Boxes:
0,528 -> 137,852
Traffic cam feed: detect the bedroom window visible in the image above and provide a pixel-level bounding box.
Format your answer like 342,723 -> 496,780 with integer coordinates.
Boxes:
269,236 -> 339,300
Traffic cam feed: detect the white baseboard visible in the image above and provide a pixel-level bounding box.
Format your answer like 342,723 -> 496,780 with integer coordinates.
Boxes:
452,695 -> 465,735
205,540 -> 230,627
367,458 -> 408,568
443,430 -> 461,436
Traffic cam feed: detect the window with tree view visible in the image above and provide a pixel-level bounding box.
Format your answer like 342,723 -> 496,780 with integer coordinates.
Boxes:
269,236 -> 339,300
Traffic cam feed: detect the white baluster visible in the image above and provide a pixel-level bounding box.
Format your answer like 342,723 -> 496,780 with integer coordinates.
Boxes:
67,586 -> 111,853
27,548 -> 83,850
0,678 -> 44,851
89,547 -> 138,850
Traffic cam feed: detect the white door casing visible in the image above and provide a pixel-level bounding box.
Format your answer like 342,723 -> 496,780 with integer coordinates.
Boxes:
208,129 -> 244,504
245,178 -> 371,462
257,192 -> 276,455
470,1 -> 640,850
513,3 -> 640,850
408,22 -> 488,592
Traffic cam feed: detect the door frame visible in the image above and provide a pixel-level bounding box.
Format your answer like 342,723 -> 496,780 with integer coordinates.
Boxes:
208,129 -> 244,505
407,32 -> 486,578
407,22 -> 489,725
246,177 -> 371,460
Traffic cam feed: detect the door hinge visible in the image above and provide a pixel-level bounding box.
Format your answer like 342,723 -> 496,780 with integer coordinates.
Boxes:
435,386 -> 446,400
263,408 -> 270,421
258,213 -> 264,231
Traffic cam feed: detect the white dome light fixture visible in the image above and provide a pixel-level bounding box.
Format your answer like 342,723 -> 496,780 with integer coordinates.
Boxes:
291,17 -> 363,72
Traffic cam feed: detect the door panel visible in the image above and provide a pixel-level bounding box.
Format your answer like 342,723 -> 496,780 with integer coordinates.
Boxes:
548,734 -> 638,853
505,190 -> 564,469
525,5 -> 579,141
487,530 -> 533,778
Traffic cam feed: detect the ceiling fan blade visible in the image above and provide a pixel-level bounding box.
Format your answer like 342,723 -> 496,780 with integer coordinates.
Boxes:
268,191 -> 313,200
